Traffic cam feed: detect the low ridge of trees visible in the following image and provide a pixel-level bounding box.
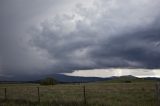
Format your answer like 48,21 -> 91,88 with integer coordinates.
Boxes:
40,77 -> 57,85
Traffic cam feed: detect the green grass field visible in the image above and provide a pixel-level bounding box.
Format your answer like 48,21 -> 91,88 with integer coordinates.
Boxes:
0,81 -> 158,106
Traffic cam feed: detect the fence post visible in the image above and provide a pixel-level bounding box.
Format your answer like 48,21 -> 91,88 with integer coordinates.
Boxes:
156,82 -> 160,106
83,85 -> 86,105
37,87 -> 40,103
4,88 -> 7,100
158,82 -> 160,106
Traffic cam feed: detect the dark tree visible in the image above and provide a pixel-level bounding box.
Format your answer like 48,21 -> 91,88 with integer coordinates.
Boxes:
40,77 -> 57,85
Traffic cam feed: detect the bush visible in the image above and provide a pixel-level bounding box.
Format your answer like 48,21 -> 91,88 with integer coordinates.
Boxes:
40,77 -> 57,85
124,80 -> 131,83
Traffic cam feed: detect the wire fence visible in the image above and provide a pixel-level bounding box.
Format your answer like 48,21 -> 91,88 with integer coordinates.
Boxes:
0,83 -> 158,105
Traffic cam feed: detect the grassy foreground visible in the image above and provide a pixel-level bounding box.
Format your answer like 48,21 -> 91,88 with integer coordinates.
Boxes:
0,81 -> 158,106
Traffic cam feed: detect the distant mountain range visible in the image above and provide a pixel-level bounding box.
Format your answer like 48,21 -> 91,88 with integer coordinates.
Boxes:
52,74 -> 110,83
0,73 -> 160,84
52,74 -> 160,83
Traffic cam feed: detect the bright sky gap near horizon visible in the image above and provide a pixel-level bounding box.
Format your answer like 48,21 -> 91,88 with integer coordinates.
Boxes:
0,0 -> 160,80
63,69 -> 160,78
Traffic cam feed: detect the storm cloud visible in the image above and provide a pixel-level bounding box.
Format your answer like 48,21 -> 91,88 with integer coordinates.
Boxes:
0,0 -> 160,79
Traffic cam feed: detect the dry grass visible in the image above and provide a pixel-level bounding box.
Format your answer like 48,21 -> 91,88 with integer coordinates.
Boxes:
0,82 -> 157,106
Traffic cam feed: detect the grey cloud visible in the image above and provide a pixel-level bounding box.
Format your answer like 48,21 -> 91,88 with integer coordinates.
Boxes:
0,0 -> 160,79
90,27 -> 160,68
0,0 -> 72,75
30,0 -> 160,71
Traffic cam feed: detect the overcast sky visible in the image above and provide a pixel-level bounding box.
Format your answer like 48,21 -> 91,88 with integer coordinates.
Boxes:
0,0 -> 160,80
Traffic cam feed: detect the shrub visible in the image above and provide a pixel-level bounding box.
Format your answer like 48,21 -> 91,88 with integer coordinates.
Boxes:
124,80 -> 131,83
40,77 -> 57,85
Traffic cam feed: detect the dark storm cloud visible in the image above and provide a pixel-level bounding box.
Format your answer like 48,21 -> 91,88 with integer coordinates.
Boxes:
0,0 -> 160,78
0,0 -> 73,76
30,0 -> 160,71
90,27 -> 160,68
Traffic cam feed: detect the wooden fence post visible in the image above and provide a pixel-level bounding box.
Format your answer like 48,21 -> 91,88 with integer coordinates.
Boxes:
37,87 -> 40,103
156,82 -> 160,106
4,88 -> 7,100
83,85 -> 86,105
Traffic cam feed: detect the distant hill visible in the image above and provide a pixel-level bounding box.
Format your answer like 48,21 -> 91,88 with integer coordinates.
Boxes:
51,74 -> 159,83
52,74 -> 110,83
102,75 -> 159,83
0,74 -> 159,84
